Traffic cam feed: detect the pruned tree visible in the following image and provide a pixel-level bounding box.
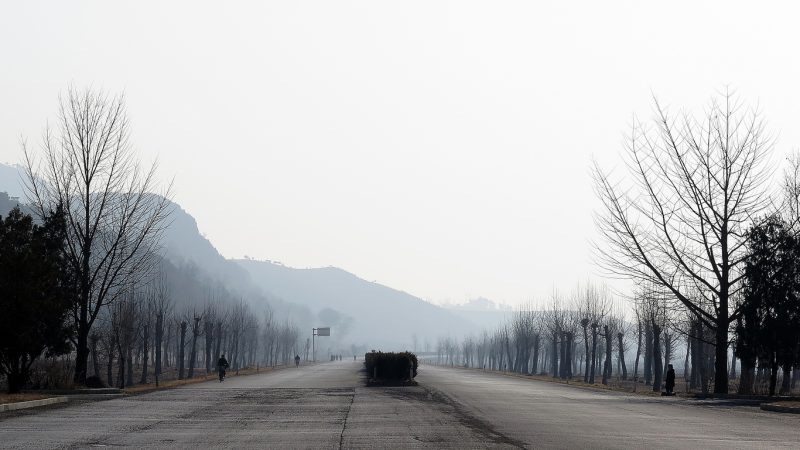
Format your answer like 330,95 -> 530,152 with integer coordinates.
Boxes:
593,91 -> 775,393
580,283 -> 611,384
23,87 -> 173,385
149,268 -> 172,385
187,309 -> 205,378
111,291 -> 141,389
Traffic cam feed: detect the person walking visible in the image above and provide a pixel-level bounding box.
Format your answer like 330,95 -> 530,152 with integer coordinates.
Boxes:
665,364 -> 676,395
217,354 -> 229,382
295,354 -> 300,367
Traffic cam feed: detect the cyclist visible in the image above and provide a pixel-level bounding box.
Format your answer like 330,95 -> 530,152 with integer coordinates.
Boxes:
217,354 -> 229,382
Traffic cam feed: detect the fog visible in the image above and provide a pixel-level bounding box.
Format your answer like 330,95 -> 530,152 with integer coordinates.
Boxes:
2,1 -> 799,307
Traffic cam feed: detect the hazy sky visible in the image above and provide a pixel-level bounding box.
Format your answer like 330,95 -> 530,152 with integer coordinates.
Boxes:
2,1 -> 799,306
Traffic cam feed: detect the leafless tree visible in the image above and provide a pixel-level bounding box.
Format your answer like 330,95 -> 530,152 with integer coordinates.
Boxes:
203,304 -> 217,374
149,269 -> 172,385
23,87 -> 173,385
593,91 -> 775,393
187,309 -> 205,378
111,291 -> 141,388
580,284 -> 611,384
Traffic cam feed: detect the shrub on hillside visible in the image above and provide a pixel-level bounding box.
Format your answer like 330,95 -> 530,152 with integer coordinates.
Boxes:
364,351 -> 418,381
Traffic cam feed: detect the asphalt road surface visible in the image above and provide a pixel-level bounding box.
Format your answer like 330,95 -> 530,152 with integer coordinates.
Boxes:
1,360 -> 798,449
418,365 -> 800,449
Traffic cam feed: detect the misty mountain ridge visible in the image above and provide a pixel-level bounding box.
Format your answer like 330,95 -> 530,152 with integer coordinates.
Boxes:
235,258 -> 480,347
0,161 -> 490,349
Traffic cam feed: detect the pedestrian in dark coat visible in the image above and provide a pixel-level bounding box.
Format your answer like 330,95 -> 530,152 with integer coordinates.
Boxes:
665,364 -> 676,395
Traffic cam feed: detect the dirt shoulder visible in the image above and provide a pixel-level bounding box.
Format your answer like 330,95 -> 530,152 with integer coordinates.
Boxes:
0,393 -> 53,404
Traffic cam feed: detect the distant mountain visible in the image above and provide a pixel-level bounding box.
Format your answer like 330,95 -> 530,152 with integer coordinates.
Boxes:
160,200 -> 255,289
442,297 -> 513,331
1,161 -> 481,350
0,163 -> 25,198
235,259 -> 479,348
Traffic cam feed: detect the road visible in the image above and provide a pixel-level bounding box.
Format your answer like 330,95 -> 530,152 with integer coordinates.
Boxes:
418,365 -> 800,449
1,361 -> 798,449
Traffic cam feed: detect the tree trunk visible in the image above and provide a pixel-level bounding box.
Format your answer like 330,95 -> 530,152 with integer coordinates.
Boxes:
117,343 -> 126,389
155,313 -> 163,378
602,326 -> 612,385
74,320 -> 89,385
684,336 -> 691,389
728,346 -> 737,380
617,333 -> 627,380
559,332 -> 568,379
163,324 -> 171,368
589,325 -> 598,384
126,348 -> 134,387
652,323 -> 663,392
106,346 -> 114,387
713,289 -> 729,394
582,324 -> 590,383
633,322 -> 642,384
644,323 -> 653,385
663,334 -> 671,381
737,357 -> 755,395
531,335 -> 540,374
189,319 -> 200,379
551,333 -> 559,378
769,356 -> 779,397
178,322 -> 187,380
140,324 -> 149,385
204,321 -> 214,374
779,365 -> 792,395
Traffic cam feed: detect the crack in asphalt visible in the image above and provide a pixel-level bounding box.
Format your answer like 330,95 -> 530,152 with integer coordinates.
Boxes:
338,388 -> 356,450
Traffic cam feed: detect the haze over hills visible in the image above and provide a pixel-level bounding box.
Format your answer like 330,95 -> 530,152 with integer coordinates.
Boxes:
0,161 -> 489,350
235,259 -> 478,347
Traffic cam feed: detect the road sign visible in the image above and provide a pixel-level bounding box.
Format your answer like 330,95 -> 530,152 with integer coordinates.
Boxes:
316,327 -> 330,336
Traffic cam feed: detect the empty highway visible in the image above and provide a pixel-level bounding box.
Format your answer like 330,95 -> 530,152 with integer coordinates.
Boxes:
1,361 -> 798,449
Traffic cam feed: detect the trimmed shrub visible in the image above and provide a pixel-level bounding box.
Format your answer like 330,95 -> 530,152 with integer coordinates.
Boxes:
364,351 -> 418,381
85,375 -> 106,388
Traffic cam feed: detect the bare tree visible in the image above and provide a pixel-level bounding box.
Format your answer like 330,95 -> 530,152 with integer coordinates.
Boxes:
176,318 -> 187,380
593,91 -> 775,393
580,283 -> 611,383
23,87 -> 172,384
111,292 -> 140,389
187,309 -> 205,378
149,269 -> 171,386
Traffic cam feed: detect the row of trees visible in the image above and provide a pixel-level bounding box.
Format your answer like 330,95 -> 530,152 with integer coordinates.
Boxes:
0,203 -> 306,393
87,274 -> 304,389
435,91 -> 800,397
0,87 -> 306,392
593,90 -> 800,394
435,278 -> 798,396
434,283 -> 714,393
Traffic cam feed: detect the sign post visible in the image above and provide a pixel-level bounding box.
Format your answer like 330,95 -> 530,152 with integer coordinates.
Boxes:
312,327 -> 331,362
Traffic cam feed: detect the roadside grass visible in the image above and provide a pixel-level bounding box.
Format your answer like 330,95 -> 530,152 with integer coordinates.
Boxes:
427,363 -> 675,398
123,365 -> 275,395
769,401 -> 800,407
0,393 -> 52,404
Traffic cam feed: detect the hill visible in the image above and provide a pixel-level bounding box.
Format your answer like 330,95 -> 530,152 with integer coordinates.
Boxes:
234,259 -> 478,348
0,161 -> 479,349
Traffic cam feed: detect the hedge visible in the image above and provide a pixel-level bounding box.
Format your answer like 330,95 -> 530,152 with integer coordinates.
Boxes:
364,351 -> 418,381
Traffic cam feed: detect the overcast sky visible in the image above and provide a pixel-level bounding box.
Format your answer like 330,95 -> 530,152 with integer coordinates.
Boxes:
2,1 -> 799,306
